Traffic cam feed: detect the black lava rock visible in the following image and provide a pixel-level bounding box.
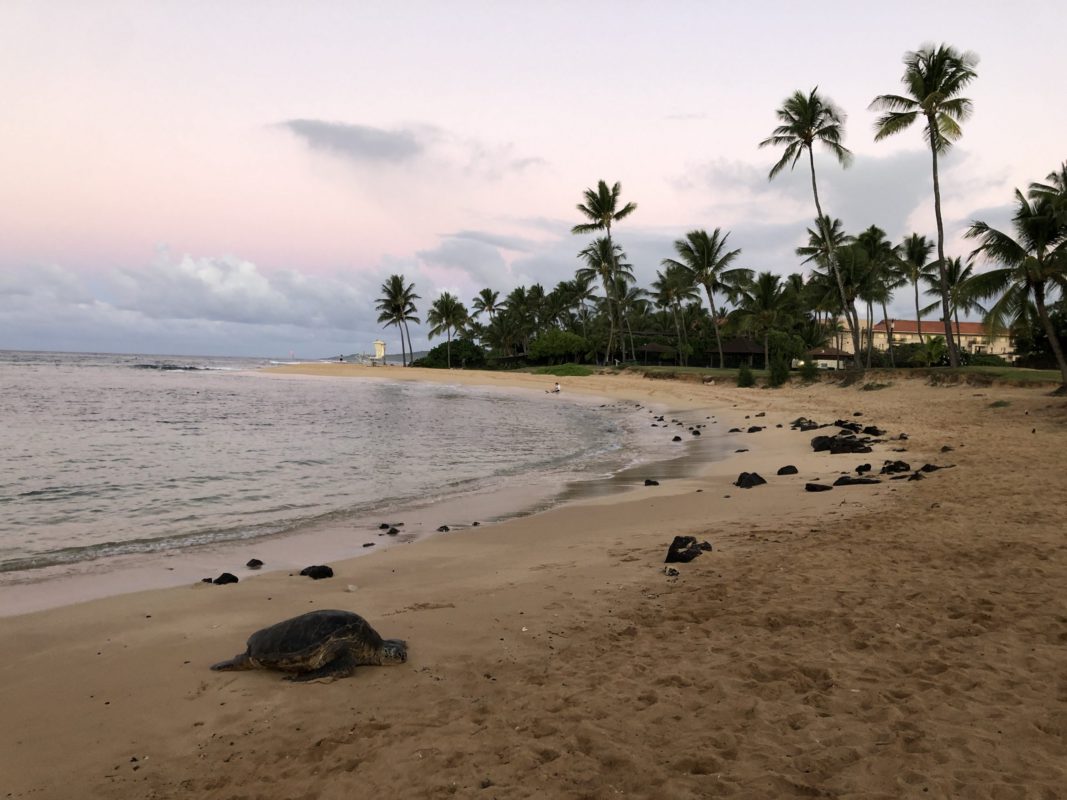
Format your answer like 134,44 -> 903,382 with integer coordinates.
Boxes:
691,429 -> 701,436
299,565 -> 334,580
672,435 -> 683,442
833,475 -> 882,486
387,527 -> 400,535
246,558 -> 264,570
734,471 -> 767,489
805,483 -> 833,492
362,542 -> 375,547
378,523 -> 391,530
728,427 -> 742,433
880,460 -> 912,474
437,525 -> 450,532
811,433 -> 873,454
862,426 -> 886,437
747,426 -> 764,433
777,465 -> 799,475
644,479 -> 660,486
665,535 -> 703,564
856,464 -> 872,474
212,572 -> 239,585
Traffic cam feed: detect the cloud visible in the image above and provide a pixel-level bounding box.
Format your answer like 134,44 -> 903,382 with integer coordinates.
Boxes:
416,237 -> 511,289
276,118 -> 544,181
674,149 -> 963,244
276,119 -> 425,163
448,230 -> 536,252
0,254 -> 393,357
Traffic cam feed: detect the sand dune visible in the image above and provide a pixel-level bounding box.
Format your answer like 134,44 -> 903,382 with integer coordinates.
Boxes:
2,367 -> 1065,799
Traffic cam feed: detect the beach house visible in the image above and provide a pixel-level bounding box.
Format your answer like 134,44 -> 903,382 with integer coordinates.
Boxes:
839,319 -> 1016,361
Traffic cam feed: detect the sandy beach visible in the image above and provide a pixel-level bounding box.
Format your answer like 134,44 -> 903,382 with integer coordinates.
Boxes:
2,365 -> 1065,799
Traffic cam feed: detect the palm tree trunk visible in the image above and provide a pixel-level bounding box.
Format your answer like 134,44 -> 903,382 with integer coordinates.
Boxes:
673,310 -> 683,366
865,302 -> 874,369
446,329 -> 452,368
398,321 -> 408,366
954,308 -> 963,356
927,115 -> 960,367
705,285 -> 725,369
881,301 -> 895,367
1034,284 -> 1067,385
808,147 -> 861,367
914,280 -> 925,345
403,320 -> 416,366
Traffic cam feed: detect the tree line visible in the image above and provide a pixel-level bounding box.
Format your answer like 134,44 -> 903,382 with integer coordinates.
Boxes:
375,43 -> 1067,385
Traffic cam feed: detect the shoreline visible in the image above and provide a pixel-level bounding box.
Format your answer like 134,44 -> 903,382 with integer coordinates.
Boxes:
0,368 -> 733,616
3,370 -> 1065,798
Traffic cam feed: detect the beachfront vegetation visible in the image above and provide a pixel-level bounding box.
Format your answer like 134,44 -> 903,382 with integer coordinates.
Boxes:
375,275 -> 420,367
965,183 -> 1067,385
370,45 -> 1064,387
426,292 -> 470,369
871,43 -> 980,367
760,87 -> 860,366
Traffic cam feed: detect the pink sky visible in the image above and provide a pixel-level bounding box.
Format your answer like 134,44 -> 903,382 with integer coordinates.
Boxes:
1,1 -> 1064,355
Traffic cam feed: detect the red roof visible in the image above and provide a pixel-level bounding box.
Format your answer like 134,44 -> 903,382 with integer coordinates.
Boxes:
872,319 -> 1004,337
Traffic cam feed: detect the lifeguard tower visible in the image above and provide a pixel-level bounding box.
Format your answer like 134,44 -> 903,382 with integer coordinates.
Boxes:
371,340 -> 386,366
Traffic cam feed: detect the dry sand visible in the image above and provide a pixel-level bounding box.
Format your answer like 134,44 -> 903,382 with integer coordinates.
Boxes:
2,366 -> 1066,799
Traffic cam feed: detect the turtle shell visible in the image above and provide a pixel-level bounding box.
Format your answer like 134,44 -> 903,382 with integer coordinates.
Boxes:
246,610 -> 383,670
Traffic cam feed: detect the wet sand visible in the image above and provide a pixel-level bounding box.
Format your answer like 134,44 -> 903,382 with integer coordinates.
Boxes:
2,367 -> 1065,798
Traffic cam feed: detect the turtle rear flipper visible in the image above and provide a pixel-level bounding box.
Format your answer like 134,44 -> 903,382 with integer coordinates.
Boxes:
285,654 -> 356,683
211,653 -> 254,671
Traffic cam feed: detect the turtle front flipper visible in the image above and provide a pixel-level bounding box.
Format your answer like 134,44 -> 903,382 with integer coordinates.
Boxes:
284,653 -> 356,682
211,653 -> 254,671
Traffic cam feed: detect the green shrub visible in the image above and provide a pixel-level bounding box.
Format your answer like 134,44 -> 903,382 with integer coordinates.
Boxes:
737,364 -> 755,387
412,339 -> 486,369
768,356 -> 790,388
528,330 -> 589,363
799,359 -> 819,382
533,364 -> 594,377
968,352 -> 1010,367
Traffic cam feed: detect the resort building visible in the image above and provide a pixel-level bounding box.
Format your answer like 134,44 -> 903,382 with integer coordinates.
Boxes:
836,319 -> 1016,361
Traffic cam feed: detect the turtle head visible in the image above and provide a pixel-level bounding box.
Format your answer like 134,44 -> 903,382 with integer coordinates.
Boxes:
380,638 -> 407,665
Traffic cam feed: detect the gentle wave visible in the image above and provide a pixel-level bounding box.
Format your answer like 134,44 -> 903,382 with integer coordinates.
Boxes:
0,352 -> 648,576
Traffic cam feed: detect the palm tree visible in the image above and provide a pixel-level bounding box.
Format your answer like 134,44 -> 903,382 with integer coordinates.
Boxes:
965,191 -> 1067,384
898,233 -> 937,343
796,215 -> 852,268
374,274 -> 420,366
1029,162 -> 1067,226
856,225 -> 903,366
615,282 -> 650,360
661,228 -> 751,368
571,181 -> 637,362
921,257 -> 983,354
760,88 -> 861,365
870,43 -> 979,367
731,271 -> 795,370
577,237 -> 628,364
426,292 -> 469,369
651,264 -> 700,365
471,288 -> 500,321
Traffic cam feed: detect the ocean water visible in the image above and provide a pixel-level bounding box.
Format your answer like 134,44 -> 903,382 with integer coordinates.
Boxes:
0,351 -> 683,582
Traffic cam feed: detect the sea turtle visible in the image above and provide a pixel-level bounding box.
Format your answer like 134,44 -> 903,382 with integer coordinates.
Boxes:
210,609 -> 407,682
